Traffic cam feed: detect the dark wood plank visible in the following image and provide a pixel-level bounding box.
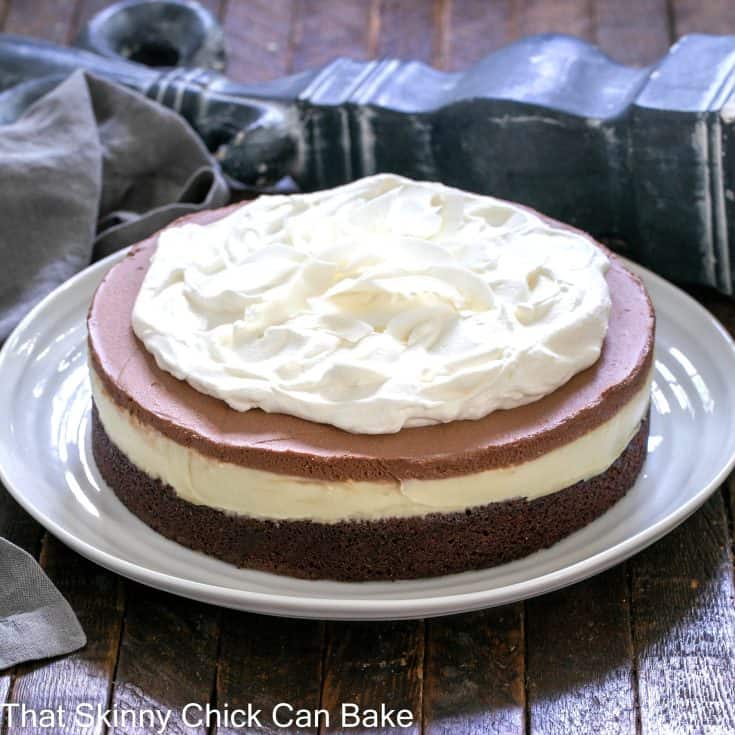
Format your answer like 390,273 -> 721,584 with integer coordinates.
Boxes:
374,0 -> 438,63
632,492 -> 735,734
423,606 -> 525,735
320,621 -> 423,734
434,0 -> 451,69
448,0 -> 671,74
595,0 -> 672,66
0,0 -> 8,32
0,674 -> 13,732
214,613 -> 323,734
447,0 -> 513,70
695,288 -> 735,333
513,0 -> 595,42
290,0 -> 373,70
526,567 -> 637,735
0,489 -> 42,558
2,0 -> 80,42
108,585 -> 219,735
5,536 -> 124,735
221,0 -> 296,82
671,0 -> 735,36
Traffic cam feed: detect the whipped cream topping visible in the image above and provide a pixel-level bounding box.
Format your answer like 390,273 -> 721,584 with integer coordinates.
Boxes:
132,174 -> 611,434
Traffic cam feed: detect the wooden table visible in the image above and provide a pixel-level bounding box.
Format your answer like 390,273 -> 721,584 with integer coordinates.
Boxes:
3,1 -> 735,733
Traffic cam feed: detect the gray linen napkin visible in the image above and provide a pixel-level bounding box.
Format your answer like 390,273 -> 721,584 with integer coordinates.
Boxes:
0,69 -> 229,667
0,68 -> 229,340
0,540 -> 86,669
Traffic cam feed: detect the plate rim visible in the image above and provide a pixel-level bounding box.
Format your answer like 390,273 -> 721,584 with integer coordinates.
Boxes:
1,250 -> 735,619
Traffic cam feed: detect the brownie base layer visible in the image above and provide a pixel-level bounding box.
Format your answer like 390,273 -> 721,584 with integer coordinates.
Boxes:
91,406 -> 649,582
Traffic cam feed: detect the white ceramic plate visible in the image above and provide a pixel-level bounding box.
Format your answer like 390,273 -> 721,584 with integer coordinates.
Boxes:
1,251 -> 735,620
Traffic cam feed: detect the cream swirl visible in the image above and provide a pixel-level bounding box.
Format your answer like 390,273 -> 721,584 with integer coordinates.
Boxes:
132,174 -> 611,434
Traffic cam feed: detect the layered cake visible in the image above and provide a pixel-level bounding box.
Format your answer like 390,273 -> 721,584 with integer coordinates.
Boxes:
88,174 -> 654,581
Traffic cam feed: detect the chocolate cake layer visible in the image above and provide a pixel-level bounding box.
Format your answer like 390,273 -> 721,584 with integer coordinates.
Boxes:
88,205 -> 655,483
92,406 -> 649,582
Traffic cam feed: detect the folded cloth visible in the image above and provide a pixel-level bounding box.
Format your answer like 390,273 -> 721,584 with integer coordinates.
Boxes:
0,69 -> 229,341
0,69 -> 230,667
0,539 -> 86,669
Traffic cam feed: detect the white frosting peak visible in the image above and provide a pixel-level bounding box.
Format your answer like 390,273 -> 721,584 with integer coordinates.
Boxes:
132,174 -> 611,434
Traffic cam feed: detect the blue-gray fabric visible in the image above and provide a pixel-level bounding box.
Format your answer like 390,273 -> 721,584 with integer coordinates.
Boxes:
0,69 -> 229,669
0,539 -> 86,669
0,69 -> 229,341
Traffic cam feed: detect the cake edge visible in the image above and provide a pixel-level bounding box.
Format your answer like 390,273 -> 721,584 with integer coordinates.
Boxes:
92,405 -> 650,582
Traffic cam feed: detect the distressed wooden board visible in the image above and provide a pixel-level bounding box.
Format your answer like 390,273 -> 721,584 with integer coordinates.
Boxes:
214,613 -> 323,734
0,671 -> 12,732
320,621 -> 424,734
2,0 -> 79,42
446,0 -> 515,70
632,492 -> 735,733
0,489 -> 42,557
594,0 -> 672,65
221,0 -> 296,82
0,677 -> 10,728
526,567 -> 637,735
374,0 -> 440,63
5,537 -> 124,735
514,0 -> 595,42
423,606 -> 525,735
290,0 -> 375,69
107,586 -> 220,735
671,0 -> 735,35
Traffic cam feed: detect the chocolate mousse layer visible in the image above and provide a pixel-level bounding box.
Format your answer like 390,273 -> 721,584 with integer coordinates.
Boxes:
92,407 -> 649,581
88,206 -> 655,482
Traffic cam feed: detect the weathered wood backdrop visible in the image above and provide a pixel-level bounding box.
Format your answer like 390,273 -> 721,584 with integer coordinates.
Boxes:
2,2 -> 735,734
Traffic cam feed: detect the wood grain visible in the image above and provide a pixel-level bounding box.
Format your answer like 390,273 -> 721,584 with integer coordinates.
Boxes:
595,0 -> 672,65
214,613 -> 323,734
5,536 -> 124,735
221,0 -> 296,82
2,0 -> 80,42
374,0 -> 439,63
320,621 -> 424,734
671,0 -> 735,35
423,606 -> 525,735
0,490 -> 42,558
290,0 -> 373,70
632,492 -> 735,734
0,672 -> 13,732
0,0 -> 8,33
526,567 -> 637,735
448,0 -> 672,74
512,0 -> 595,42
446,0 -> 513,70
108,586 -> 220,735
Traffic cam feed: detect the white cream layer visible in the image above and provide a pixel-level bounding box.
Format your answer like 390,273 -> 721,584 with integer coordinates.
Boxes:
92,372 -> 651,523
132,174 -> 611,434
